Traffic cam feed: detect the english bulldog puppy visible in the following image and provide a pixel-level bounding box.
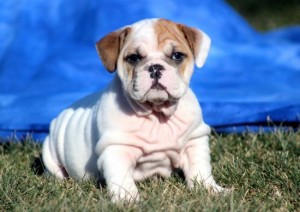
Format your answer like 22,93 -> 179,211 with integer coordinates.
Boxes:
42,18 -> 225,202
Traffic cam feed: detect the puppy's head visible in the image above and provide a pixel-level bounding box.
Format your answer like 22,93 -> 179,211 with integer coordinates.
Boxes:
96,19 -> 210,114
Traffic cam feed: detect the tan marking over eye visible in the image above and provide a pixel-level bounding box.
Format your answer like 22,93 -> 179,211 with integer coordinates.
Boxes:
154,19 -> 186,50
154,19 -> 194,75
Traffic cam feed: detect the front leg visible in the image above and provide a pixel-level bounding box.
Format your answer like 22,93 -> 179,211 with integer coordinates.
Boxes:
183,135 -> 225,193
97,145 -> 140,202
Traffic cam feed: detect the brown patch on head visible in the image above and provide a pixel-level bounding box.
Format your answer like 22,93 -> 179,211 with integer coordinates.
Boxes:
155,19 -> 188,50
154,19 -> 203,74
177,23 -> 202,62
96,27 -> 132,72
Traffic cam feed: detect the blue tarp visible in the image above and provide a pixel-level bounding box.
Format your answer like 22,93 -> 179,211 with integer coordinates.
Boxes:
0,0 -> 299,140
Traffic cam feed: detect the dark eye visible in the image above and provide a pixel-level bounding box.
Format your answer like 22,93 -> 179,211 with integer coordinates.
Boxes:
126,54 -> 142,64
171,52 -> 185,61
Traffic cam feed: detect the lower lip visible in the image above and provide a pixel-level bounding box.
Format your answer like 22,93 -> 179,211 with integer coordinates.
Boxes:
147,100 -> 169,106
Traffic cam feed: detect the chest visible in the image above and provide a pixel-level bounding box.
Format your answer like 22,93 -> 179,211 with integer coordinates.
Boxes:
129,113 -> 193,181
133,149 -> 182,181
131,112 -> 193,148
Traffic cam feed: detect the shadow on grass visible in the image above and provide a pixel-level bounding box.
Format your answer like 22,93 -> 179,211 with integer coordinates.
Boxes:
31,154 -> 45,176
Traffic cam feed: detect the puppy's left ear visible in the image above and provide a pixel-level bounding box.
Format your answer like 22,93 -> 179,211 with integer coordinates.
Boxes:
178,24 -> 211,68
96,27 -> 131,72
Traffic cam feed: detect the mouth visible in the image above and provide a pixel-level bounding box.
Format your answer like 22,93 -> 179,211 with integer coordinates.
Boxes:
127,81 -> 180,115
130,74 -> 181,106
132,80 -> 179,106
147,100 -> 178,113
146,82 -> 168,105
150,81 -> 166,90
149,99 -> 166,105
147,100 -> 169,106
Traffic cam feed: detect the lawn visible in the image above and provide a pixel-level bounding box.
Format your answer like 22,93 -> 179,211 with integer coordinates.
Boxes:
1,0 -> 300,211
1,130 -> 300,210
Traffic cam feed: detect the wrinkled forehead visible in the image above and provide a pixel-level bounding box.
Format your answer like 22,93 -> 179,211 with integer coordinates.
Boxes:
126,19 -> 188,51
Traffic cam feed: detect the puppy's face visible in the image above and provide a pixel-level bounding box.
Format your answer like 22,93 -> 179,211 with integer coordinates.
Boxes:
96,19 -> 210,109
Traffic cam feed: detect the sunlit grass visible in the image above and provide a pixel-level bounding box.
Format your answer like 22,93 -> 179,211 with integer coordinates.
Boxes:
1,130 -> 299,211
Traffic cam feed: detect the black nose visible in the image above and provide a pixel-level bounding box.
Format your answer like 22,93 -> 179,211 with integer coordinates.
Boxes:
148,64 -> 164,80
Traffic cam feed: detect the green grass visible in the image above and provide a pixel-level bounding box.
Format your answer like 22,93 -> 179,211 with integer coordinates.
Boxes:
1,130 -> 299,211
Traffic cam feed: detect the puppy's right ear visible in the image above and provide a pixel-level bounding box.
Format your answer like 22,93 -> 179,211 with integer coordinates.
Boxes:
96,27 -> 131,72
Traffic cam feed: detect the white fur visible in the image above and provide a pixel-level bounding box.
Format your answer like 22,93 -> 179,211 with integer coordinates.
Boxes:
42,19 -> 224,202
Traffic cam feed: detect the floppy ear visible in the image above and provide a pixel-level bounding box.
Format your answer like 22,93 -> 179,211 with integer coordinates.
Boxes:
96,27 -> 131,72
179,24 -> 211,68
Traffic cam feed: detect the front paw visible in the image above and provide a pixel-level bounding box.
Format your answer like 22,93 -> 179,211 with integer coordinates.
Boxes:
206,183 -> 232,195
110,188 -> 140,203
187,177 -> 231,195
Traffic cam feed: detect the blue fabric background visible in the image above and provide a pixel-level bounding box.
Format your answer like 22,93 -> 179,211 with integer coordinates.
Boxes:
0,0 -> 299,140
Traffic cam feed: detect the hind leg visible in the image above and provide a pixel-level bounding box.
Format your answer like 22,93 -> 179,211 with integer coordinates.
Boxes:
42,136 -> 69,179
